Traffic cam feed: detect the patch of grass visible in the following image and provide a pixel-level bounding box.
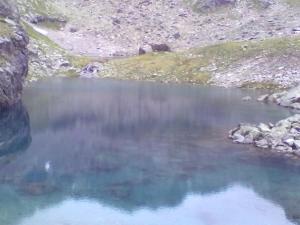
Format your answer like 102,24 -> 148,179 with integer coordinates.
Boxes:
60,69 -> 79,78
285,0 -> 300,7
17,0 -> 60,17
105,52 -> 210,84
22,21 -> 62,51
68,55 -> 101,68
38,21 -> 65,30
240,81 -> 283,90
0,19 -> 13,37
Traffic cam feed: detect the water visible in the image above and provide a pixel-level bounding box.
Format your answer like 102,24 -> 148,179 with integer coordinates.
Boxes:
0,78 -> 300,225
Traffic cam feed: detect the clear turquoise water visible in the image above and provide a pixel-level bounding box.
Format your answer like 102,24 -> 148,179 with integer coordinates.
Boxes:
0,78 -> 300,225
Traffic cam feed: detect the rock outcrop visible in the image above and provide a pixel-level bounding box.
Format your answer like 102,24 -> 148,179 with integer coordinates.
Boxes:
0,0 -> 28,108
229,115 -> 300,156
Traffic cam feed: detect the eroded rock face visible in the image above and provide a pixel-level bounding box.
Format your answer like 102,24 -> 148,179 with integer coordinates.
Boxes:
0,0 -> 29,108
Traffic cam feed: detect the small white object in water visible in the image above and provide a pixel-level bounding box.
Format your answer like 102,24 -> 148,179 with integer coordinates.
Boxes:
242,96 -> 252,101
45,161 -> 51,172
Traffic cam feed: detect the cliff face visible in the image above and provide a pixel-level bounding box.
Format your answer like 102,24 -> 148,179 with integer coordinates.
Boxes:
0,0 -> 28,108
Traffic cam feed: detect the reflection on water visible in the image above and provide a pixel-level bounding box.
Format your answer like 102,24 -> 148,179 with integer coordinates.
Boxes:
17,185 -> 294,225
0,103 -> 31,157
0,78 -> 299,225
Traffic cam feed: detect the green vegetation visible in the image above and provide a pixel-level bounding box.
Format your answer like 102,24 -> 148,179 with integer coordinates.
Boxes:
240,81 -> 282,90
22,21 -> 62,51
105,52 -> 210,84
16,0 -> 60,17
285,0 -> 300,7
0,19 -> 13,37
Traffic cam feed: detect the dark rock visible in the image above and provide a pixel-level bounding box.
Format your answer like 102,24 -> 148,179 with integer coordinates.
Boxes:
150,43 -> 171,52
69,26 -> 78,33
29,15 -> 66,25
0,0 -> 29,108
80,62 -> 102,77
139,47 -> 146,55
192,0 -> 236,12
173,32 -> 181,39
112,18 -> 121,25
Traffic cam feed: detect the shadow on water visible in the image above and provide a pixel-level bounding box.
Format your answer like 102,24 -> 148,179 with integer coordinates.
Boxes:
1,78 -> 300,224
0,102 -> 31,157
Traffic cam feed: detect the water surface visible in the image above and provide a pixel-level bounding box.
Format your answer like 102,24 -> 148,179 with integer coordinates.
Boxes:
0,78 -> 300,225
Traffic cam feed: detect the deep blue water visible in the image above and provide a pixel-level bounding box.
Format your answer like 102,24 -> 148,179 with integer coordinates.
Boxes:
0,78 -> 300,225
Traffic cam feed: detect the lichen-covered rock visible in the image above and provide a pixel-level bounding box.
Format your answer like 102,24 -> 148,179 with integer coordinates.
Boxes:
0,0 -> 28,108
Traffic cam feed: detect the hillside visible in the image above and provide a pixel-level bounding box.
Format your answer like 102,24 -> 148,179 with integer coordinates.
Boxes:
12,0 -> 300,89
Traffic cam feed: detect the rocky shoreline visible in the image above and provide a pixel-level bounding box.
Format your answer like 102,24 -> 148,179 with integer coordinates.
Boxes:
230,85 -> 300,158
230,115 -> 300,156
257,85 -> 300,110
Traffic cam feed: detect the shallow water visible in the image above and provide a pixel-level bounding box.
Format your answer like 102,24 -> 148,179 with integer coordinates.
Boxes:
0,78 -> 300,225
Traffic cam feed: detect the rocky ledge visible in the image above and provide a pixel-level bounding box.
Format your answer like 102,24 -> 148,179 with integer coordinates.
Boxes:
229,114 -> 300,157
0,0 -> 28,108
258,85 -> 300,110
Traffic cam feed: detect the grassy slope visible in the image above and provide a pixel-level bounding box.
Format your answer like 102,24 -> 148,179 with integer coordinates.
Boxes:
103,36 -> 300,86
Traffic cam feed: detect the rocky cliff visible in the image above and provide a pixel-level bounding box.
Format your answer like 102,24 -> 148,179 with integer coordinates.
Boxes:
0,0 -> 28,108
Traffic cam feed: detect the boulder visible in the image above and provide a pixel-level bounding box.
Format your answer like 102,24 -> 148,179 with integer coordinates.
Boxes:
138,47 -> 146,55
149,43 -> 171,52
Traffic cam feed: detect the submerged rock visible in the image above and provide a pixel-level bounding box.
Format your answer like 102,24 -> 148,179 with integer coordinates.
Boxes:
229,114 -> 300,156
0,0 -> 28,108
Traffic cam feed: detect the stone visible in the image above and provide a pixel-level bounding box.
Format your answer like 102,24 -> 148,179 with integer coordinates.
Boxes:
149,43 -> 171,52
255,139 -> 269,148
29,14 -> 66,25
292,27 -> 300,34
80,62 -> 102,77
242,96 -> 252,101
173,32 -> 181,39
282,137 -> 295,147
139,47 -> 146,55
257,94 -> 269,102
294,140 -> 300,149
69,27 -> 78,33
258,123 -> 271,132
